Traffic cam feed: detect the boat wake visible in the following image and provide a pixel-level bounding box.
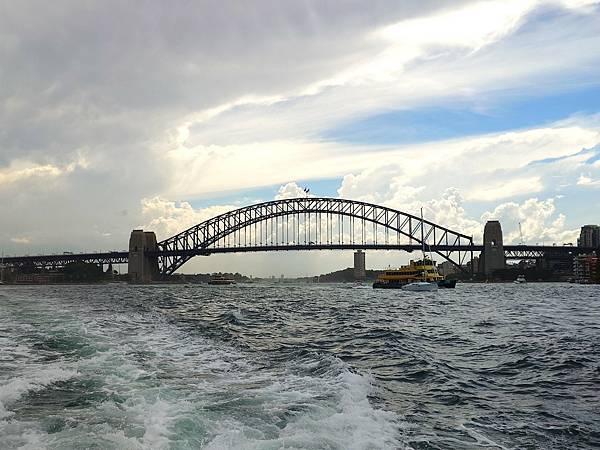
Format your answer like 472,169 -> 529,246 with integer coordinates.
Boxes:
0,288 -> 402,449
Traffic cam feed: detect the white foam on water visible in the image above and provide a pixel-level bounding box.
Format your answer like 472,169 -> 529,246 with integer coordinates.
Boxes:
0,293 -> 404,450
94,397 -> 188,450
81,320 -> 403,449
232,308 -> 244,321
203,368 -> 403,450
0,357 -> 79,449
0,365 -> 80,419
458,422 -> 511,450
141,399 -> 177,449
0,425 -> 48,450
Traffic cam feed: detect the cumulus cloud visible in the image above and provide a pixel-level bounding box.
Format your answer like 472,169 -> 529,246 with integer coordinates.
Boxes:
337,165 -> 415,204
381,186 -> 575,245
140,197 -> 238,240
275,182 -> 313,200
421,189 -> 483,240
481,198 -> 579,244
358,183 -> 578,246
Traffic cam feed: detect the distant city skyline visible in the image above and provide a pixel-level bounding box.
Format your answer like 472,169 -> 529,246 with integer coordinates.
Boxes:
1,1 -> 600,276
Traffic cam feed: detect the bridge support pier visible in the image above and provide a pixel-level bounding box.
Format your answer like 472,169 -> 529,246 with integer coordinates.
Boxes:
354,250 -> 366,279
481,221 -> 505,276
128,230 -> 159,283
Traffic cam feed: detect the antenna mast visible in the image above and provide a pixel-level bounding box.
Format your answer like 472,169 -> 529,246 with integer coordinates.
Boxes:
519,222 -> 524,245
420,207 -> 425,259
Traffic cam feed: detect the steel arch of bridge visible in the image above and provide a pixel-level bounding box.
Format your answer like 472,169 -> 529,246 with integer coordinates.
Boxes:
157,197 -> 474,275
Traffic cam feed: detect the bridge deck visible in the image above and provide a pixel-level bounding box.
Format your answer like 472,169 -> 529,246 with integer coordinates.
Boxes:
1,244 -> 592,269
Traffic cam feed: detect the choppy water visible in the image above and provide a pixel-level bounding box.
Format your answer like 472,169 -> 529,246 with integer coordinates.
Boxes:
0,283 -> 599,449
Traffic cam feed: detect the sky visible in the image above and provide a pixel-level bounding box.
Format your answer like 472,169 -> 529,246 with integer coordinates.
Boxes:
1,0 -> 600,276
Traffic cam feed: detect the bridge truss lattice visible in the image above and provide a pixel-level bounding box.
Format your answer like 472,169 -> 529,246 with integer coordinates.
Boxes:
157,197 -> 475,275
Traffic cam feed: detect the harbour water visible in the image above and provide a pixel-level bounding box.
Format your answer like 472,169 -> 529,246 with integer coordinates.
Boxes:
0,283 -> 598,449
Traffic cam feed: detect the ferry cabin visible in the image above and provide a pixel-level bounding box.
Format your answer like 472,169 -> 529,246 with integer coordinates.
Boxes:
377,259 -> 443,285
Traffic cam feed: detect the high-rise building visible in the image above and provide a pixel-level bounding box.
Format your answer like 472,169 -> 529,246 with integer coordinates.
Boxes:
468,256 -> 480,274
577,225 -> 600,248
573,252 -> 598,284
353,250 -> 366,279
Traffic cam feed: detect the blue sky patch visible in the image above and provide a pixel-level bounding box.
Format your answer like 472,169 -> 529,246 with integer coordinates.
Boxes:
323,84 -> 600,146
188,178 -> 343,209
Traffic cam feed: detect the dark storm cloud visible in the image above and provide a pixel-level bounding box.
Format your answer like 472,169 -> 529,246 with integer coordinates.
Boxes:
0,0 -> 466,252
0,0 -> 464,162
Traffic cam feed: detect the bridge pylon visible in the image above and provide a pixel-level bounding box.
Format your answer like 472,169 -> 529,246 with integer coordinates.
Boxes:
481,221 -> 506,275
128,230 -> 159,282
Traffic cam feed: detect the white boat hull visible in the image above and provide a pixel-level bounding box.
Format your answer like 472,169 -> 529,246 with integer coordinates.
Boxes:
401,282 -> 438,292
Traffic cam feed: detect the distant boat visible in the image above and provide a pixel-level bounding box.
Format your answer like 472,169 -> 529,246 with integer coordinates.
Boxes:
514,274 -> 526,284
402,281 -> 438,292
373,208 -> 445,291
208,274 -> 235,285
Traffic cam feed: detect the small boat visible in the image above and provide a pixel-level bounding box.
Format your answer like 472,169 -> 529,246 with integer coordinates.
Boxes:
437,279 -> 457,289
352,281 -> 370,289
514,274 -> 526,284
208,274 -> 235,285
372,208 -> 446,293
402,281 -> 438,292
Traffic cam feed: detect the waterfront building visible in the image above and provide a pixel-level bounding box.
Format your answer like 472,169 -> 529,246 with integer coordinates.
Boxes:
467,256 -> 480,274
573,252 -> 598,284
538,250 -> 574,281
353,250 -> 366,279
438,260 -> 458,276
15,272 -> 64,284
577,225 -> 600,248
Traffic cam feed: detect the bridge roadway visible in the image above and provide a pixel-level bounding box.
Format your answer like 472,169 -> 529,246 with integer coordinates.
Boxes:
1,244 -> 590,270
2,251 -> 129,268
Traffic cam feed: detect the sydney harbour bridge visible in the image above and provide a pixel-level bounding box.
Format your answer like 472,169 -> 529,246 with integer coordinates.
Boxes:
2,197 -> 591,281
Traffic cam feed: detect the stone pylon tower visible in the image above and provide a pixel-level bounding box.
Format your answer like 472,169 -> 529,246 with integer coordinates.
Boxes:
353,250 -> 366,279
482,221 -> 505,276
128,230 -> 159,282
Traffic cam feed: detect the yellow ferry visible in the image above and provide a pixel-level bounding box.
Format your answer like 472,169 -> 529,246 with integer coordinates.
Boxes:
372,258 -> 446,289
